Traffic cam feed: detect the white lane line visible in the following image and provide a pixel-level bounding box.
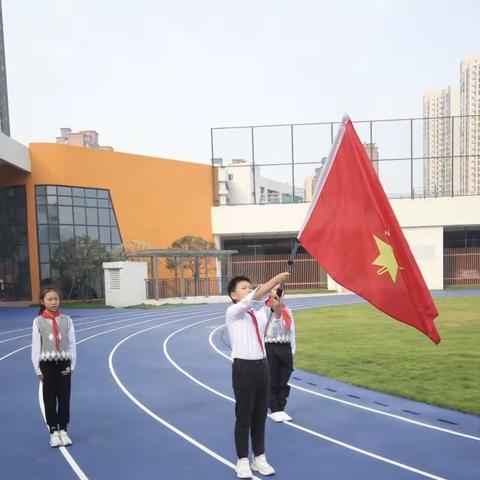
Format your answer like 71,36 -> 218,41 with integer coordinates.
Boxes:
0,310 -> 132,336
108,314 -> 262,479
0,296 -> 343,337
0,306 -> 220,336
0,307 -> 227,362
0,306 -> 224,343
37,383 -> 89,480
209,323 -> 480,442
0,312 -> 165,358
32,309 -> 223,480
0,344 -> 31,361
164,319 -> 447,480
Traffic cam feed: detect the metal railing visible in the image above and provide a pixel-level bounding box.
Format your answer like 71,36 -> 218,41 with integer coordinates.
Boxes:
144,247 -> 480,298
232,253 -> 328,290
211,115 -> 480,206
444,248 -> 480,287
146,277 -> 230,300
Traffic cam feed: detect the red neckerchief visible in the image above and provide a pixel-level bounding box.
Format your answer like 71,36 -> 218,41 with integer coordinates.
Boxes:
265,299 -> 292,331
247,310 -> 264,354
41,309 -> 61,351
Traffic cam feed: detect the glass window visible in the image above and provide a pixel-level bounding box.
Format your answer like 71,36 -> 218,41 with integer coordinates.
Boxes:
86,208 -> 98,225
58,196 -> 73,206
50,245 -> 58,259
37,206 -> 47,224
60,225 -> 74,241
98,209 -> 110,226
38,225 -> 49,243
110,210 -> 117,226
31,185 -> 119,302
97,190 -> 109,199
75,225 -> 86,237
16,224 -> 27,244
87,226 -> 99,241
40,263 -> 51,281
73,207 -> 86,225
17,245 -> 29,262
111,228 -> 121,244
59,206 -> 73,224
73,196 -> 86,206
39,245 -> 50,262
47,206 -> 59,224
49,226 -> 59,243
57,186 -> 72,196
100,226 -> 111,244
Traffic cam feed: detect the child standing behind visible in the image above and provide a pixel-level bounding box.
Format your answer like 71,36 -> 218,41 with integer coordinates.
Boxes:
31,288 -> 76,447
226,271 -> 290,479
265,288 -> 296,422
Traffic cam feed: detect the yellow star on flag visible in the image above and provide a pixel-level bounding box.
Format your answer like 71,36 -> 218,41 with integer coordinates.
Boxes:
372,234 -> 402,283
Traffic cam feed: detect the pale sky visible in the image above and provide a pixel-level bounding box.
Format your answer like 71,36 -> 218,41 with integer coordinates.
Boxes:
4,0 -> 480,166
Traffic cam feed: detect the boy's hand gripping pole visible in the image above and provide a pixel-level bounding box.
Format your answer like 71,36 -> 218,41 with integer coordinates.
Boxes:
276,239 -> 300,299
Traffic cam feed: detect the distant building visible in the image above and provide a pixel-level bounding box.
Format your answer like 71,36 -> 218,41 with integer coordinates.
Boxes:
304,158 -> 327,202
423,87 -> 460,196
363,143 -> 379,174
423,56 -> 480,196
460,56 -> 480,195
0,0 -> 10,136
213,158 -> 305,206
56,128 -> 113,151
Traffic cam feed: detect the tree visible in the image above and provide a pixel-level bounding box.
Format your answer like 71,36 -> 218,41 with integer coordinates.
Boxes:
166,236 -> 215,279
50,236 -> 112,300
111,240 -> 152,261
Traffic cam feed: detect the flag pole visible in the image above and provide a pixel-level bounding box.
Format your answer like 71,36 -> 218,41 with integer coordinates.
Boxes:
276,239 -> 300,298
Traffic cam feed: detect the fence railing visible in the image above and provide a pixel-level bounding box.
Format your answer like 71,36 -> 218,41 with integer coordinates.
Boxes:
146,277 -> 230,300
144,248 -> 479,298
211,115 -> 480,206
232,253 -> 328,290
444,248 -> 480,287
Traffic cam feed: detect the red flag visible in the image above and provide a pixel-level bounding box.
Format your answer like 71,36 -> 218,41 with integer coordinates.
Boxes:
299,117 -> 440,343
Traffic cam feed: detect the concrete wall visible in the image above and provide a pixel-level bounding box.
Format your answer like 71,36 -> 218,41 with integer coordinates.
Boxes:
103,261 -> 148,307
211,195 -> 480,290
0,132 -> 30,172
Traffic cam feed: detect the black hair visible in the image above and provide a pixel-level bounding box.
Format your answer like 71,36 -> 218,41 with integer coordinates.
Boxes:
227,275 -> 252,303
38,287 -> 59,315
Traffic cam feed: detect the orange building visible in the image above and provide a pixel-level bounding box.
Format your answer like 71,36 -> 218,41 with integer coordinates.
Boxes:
0,142 -> 214,302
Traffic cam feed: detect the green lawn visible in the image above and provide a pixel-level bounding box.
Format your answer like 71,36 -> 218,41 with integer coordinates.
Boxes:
294,296 -> 480,415
287,289 -> 336,295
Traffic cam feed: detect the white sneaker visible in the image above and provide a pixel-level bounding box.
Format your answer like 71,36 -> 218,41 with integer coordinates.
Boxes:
49,430 -> 62,448
269,411 -> 285,422
236,457 -> 253,478
59,430 -> 72,446
251,454 -> 275,476
281,411 -> 292,422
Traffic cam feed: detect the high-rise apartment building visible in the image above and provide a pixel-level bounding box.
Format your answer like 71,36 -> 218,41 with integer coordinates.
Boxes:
0,0 -> 10,136
423,56 -> 480,196
423,87 -> 460,196
460,56 -> 480,195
